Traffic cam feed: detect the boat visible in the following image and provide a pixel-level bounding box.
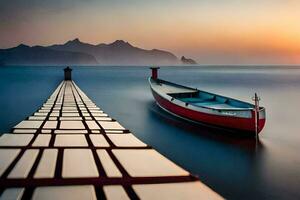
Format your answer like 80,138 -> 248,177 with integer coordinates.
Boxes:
149,67 -> 266,136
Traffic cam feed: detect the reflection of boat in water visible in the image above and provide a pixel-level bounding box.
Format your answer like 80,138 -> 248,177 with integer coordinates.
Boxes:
149,67 -> 266,136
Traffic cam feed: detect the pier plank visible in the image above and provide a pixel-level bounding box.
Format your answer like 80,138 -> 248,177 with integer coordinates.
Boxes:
108,134 -> 147,147
32,185 -> 96,200
34,149 -> 58,178
62,149 -> 98,178
96,150 -> 122,177
14,121 -> 43,129
112,149 -> 189,177
8,149 -> 39,178
103,185 -> 130,200
0,134 -> 33,146
89,135 -> 110,147
0,188 -> 24,200
32,135 -> 51,147
0,149 -> 21,176
55,135 -> 88,147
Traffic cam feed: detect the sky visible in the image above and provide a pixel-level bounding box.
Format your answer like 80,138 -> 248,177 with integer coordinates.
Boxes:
0,0 -> 300,64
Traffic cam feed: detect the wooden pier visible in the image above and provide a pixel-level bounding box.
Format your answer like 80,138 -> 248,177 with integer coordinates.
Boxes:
0,69 -> 223,199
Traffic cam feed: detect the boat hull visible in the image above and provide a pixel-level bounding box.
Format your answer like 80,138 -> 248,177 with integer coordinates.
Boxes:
151,86 -> 266,135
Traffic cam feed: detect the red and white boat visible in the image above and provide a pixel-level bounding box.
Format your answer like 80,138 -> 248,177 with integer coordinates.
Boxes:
149,67 -> 266,136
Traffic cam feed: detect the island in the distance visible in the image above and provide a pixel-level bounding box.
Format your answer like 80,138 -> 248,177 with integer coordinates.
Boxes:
181,56 -> 197,64
0,39 -> 197,65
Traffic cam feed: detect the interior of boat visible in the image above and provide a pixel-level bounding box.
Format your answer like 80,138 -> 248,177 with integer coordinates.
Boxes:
169,91 -> 254,110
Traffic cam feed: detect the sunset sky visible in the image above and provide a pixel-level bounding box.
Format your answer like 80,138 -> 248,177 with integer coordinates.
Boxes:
1,0 -> 300,64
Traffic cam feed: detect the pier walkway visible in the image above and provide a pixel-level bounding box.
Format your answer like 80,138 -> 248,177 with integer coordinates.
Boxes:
0,73 -> 222,199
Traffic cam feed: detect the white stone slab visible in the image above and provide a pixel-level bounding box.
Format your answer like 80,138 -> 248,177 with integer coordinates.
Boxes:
51,111 -> 60,113
14,121 -> 43,129
63,103 -> 76,106
55,135 -> 87,147
103,186 -> 129,200
89,108 -> 100,111
49,117 -> 58,121
0,149 -> 21,176
34,149 -> 58,178
105,130 -> 124,134
60,121 -> 85,129
112,149 -> 189,177
62,113 -> 79,117
28,116 -> 46,120
96,150 -> 121,177
42,104 -> 52,107
90,110 -> 103,113
32,135 -> 51,147
64,99 -> 74,102
108,134 -> 147,147
61,110 -> 78,113
41,130 -> 52,133
86,121 -> 100,130
50,113 -> 60,117
98,121 -> 125,130
82,113 -> 90,117
94,117 -> 111,121
13,129 -> 37,133
42,105 -> 52,108
91,130 -> 100,133
0,188 -> 24,200
92,113 -> 108,117
87,105 -> 97,108
62,149 -> 99,178
0,134 -> 33,146
54,130 -> 88,134
84,117 -> 93,120
133,182 -> 223,200
43,121 -> 58,129
34,113 -> 48,116
39,110 -> 51,114
62,107 -> 77,111
90,135 -> 109,147
60,117 -> 82,121
32,185 -> 97,200
8,149 -> 39,178
39,109 -> 51,112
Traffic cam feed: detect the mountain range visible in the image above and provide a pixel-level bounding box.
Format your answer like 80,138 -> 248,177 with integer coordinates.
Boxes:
0,39 -> 197,65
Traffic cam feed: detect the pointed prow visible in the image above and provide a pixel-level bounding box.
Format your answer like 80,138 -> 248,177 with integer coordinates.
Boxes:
150,67 -> 160,80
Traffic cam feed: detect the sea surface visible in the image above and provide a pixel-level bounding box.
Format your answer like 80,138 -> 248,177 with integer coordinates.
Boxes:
0,66 -> 300,200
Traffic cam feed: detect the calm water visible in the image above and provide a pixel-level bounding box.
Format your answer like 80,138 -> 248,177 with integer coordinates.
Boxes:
1,66 -> 300,199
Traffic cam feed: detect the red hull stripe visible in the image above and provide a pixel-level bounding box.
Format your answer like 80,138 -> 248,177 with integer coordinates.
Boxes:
152,89 -> 265,133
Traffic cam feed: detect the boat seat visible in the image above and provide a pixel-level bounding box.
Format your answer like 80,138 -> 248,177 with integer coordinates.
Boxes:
179,97 -> 213,103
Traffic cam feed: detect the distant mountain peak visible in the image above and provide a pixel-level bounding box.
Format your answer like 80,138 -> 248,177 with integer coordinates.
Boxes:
17,44 -> 30,48
65,38 -> 83,45
109,40 -> 132,48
